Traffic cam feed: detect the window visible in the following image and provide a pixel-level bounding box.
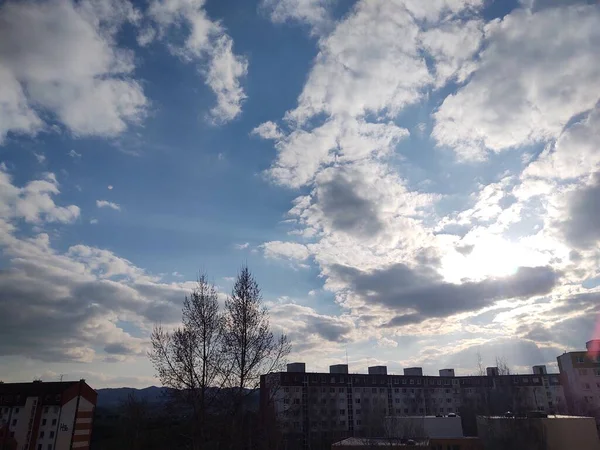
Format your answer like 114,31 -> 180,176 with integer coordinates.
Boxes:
448,408 -> 453,412
419,408 -> 424,413
10,432 -> 14,438
393,378 -> 399,385
339,409 -> 345,415
330,377 -> 335,383
339,387 -> 344,393
356,420 -> 361,425
533,377 -> 540,383
40,431 -> 45,438
293,398 -> 300,404
49,431 -> 54,438
53,407 -> 59,414
394,388 -> 399,393
44,407 -> 49,414
404,408 -> 409,414
410,379 -> 414,385
355,409 -> 361,415
577,356 -> 585,363
371,388 -> 376,393
321,399 -> 326,404
379,388 -> 385,393
584,383 -> 591,390
594,369 -> 600,377
330,388 -> 335,393
283,398 -> 289,404
284,387 -> 289,393
11,419 -> 16,426
14,408 -> 19,414
355,398 -> 360,404
402,388 -> 407,393
445,389 -> 450,394
446,398 -> 452,403
47,445 -> 52,450
42,419 -> 47,426
395,398 -> 400,403
402,379 -> 407,385
295,387 -> 300,393
440,408 -> 444,413
38,445 -> 42,450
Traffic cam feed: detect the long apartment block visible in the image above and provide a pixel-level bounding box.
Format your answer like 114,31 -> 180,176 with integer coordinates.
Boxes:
260,362 -> 566,443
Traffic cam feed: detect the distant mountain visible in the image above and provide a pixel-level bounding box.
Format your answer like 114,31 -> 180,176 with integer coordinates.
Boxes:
96,386 -> 172,408
96,386 -> 260,411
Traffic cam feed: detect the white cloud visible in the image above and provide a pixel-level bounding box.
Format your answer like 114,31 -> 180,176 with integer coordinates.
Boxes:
251,121 -> 283,140
0,0 -> 148,143
147,0 -> 248,123
68,149 -> 82,158
378,337 -> 399,348
285,0 -> 431,124
90,219 -> 98,225
96,200 -> 121,211
107,185 -> 114,190
234,242 -> 250,250
0,165 -> 80,224
33,152 -> 46,164
433,5 -> 600,160
260,0 -> 333,35
262,241 -> 311,261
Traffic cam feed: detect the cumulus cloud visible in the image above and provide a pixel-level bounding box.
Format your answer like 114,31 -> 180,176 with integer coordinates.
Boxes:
251,121 -> 283,140
96,200 -> 121,211
0,0 -> 148,143
433,5 -> 600,160
262,241 -> 311,261
331,263 -> 559,325
260,0 -> 333,35
0,165 -> 80,224
0,170 -> 192,363
147,0 -> 248,123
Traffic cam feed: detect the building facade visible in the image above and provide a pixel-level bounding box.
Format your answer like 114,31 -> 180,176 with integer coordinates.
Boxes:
557,339 -> 600,419
260,363 -> 566,449
0,380 -> 97,450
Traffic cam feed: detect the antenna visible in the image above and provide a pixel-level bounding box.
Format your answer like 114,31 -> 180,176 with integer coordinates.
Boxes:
59,374 -> 64,382
345,347 -> 349,366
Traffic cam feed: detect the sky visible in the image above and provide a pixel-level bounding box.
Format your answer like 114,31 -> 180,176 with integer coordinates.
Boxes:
1,0 -> 600,388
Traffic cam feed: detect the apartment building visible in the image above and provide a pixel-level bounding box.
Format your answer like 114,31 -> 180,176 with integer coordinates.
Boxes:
0,380 -> 97,450
260,363 -> 565,449
557,339 -> 600,418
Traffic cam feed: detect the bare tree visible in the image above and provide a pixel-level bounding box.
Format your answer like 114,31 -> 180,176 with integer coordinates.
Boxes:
495,356 -> 511,375
476,351 -> 485,376
149,274 -> 227,448
223,266 -> 291,397
222,266 -> 291,449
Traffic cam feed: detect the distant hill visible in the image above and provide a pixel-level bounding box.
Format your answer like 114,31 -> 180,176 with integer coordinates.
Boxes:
96,386 -> 260,411
96,386 -> 172,408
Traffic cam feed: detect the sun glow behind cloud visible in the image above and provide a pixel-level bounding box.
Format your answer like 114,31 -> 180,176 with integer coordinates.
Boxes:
441,235 -> 551,282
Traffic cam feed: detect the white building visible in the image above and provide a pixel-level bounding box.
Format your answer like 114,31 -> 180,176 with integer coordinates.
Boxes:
0,380 -> 97,450
557,339 -> 600,418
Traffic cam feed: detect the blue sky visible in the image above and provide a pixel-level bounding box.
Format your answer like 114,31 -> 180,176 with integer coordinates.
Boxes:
1,0 -> 600,388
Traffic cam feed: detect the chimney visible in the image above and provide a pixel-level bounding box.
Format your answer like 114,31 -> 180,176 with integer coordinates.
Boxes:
287,363 -> 306,373
404,367 -> 423,376
330,364 -> 349,374
439,369 -> 455,377
368,366 -> 387,375
486,367 -> 499,377
532,365 -> 547,375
